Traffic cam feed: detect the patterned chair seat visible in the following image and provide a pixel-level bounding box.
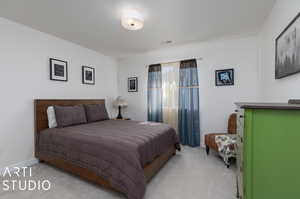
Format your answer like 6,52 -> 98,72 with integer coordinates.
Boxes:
215,134 -> 237,167
204,113 -> 237,167
204,133 -> 226,152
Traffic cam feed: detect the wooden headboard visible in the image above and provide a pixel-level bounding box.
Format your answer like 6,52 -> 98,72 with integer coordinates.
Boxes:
34,99 -> 105,134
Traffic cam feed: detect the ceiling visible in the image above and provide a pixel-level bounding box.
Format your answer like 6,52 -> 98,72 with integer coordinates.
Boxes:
0,0 -> 275,58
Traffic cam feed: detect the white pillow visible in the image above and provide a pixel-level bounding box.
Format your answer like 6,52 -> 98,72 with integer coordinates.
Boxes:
47,106 -> 57,128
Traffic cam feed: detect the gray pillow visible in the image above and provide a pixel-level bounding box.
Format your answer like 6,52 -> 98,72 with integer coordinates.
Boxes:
54,105 -> 87,128
84,104 -> 109,122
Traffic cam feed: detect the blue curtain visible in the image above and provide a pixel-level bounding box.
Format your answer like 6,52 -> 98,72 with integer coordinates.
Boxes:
178,59 -> 200,147
147,64 -> 163,122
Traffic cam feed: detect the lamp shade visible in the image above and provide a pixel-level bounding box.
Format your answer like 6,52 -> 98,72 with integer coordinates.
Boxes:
114,96 -> 128,108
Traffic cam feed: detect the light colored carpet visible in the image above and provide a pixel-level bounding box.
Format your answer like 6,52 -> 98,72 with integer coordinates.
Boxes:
0,146 -> 236,199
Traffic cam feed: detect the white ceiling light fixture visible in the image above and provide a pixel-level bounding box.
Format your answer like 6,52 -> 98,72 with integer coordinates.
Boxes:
121,9 -> 144,31
161,40 -> 173,45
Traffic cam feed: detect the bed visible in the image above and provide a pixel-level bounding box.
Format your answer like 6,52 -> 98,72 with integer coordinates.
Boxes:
34,99 -> 179,199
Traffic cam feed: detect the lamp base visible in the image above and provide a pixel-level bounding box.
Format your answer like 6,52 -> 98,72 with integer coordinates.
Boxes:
117,106 -> 123,119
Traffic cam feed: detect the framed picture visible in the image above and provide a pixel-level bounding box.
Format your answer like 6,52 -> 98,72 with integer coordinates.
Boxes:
275,12 -> 300,79
215,68 -> 234,86
50,58 -> 68,81
82,66 -> 95,85
128,77 -> 138,92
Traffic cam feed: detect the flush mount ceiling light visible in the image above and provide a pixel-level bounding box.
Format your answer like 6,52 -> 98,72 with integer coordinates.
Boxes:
161,40 -> 173,45
121,9 -> 144,30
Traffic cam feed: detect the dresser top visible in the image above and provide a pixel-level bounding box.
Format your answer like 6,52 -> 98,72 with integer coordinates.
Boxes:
235,102 -> 300,110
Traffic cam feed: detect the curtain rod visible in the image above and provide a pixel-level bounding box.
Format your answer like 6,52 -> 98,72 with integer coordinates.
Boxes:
145,57 -> 203,68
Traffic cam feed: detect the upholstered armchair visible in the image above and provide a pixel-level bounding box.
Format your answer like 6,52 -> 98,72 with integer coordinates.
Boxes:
204,113 -> 237,155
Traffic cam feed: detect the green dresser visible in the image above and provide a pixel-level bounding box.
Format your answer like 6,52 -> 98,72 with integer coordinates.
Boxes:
235,103 -> 300,199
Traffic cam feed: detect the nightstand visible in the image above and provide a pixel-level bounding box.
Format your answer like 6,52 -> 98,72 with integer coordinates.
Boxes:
112,118 -> 131,120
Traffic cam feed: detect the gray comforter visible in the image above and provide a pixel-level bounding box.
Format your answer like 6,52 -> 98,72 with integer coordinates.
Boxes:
38,120 -> 179,199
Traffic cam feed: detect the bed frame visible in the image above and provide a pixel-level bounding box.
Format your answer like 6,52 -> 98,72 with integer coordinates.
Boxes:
34,99 -> 176,193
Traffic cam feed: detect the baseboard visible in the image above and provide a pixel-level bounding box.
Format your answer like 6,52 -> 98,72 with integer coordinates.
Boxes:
0,158 -> 39,176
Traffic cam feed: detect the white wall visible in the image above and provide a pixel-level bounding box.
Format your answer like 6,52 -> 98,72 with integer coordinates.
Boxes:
117,36 -> 260,146
3,0 -> 297,169
0,18 -> 118,169
259,0 -> 300,102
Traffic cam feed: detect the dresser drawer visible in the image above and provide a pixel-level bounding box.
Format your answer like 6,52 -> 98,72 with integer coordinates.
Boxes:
236,145 -> 244,199
237,136 -> 243,163
236,108 -> 244,199
237,173 -> 244,199
236,108 -> 245,138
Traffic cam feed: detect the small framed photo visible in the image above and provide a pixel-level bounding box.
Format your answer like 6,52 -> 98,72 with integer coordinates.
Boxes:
50,58 -> 68,81
82,66 -> 95,85
128,77 -> 138,92
215,68 -> 234,86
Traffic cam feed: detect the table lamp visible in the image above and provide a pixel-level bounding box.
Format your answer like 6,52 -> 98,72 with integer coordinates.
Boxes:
114,96 -> 128,119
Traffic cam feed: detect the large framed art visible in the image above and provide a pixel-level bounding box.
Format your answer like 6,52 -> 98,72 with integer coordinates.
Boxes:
275,12 -> 300,79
